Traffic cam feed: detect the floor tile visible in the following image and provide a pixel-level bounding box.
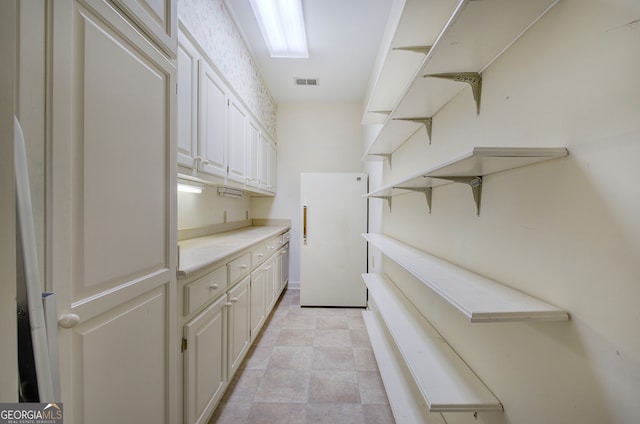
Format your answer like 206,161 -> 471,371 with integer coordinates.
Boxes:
311,346 -> 355,371
209,402 -> 252,424
316,314 -> 349,330
362,404 -> 395,424
243,345 -> 273,370
225,369 -> 265,403
353,347 -> 378,372
357,371 -> 389,404
269,346 -> 314,370
349,329 -> 371,348
253,368 -> 310,403
308,370 -> 361,403
246,403 -> 306,424
276,329 -> 315,346
306,403 -> 365,424
314,329 -> 352,347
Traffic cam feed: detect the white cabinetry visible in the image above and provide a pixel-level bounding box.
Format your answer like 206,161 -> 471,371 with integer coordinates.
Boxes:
250,265 -> 267,338
177,24 -> 276,195
198,59 -> 228,178
183,295 -> 227,424
111,0 -> 177,56
226,275 -> 251,379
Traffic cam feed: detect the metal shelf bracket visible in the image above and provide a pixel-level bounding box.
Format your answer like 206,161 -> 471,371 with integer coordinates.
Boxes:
370,153 -> 392,169
370,195 -> 392,212
392,45 -> 432,55
395,186 -> 433,213
393,117 -> 433,144
438,176 -> 483,216
423,72 -> 482,115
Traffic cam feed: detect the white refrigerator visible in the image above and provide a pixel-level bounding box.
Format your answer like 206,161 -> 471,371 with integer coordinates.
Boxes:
300,172 -> 368,307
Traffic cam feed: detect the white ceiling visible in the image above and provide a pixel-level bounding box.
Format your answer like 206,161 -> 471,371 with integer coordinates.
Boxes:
223,0 -> 394,105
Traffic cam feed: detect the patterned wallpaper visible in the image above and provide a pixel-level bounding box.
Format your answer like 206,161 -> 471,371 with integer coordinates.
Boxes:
178,0 -> 278,137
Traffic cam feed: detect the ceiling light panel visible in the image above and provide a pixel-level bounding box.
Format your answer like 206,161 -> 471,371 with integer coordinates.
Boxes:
249,0 -> 309,58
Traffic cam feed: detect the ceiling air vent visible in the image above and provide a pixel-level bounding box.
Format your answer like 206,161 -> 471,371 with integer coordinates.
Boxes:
294,77 -> 319,86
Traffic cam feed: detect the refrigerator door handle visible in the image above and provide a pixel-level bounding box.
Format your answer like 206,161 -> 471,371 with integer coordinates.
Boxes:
303,205 -> 308,245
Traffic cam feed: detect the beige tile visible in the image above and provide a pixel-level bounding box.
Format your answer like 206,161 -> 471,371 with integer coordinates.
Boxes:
283,311 -> 316,330
308,370 -> 361,403
316,314 -> 348,330
209,402 -> 252,424
306,403 -> 365,424
311,346 -> 355,371
315,307 -> 346,317
254,327 -> 281,348
269,346 -> 314,370
357,371 -> 389,405
349,329 -> 371,348
347,314 -> 366,330
253,369 -> 310,403
246,403 -> 306,424
225,369 -> 265,403
277,329 -> 315,346
353,347 -> 378,372
362,404 -> 395,424
243,345 -> 273,370
314,329 -> 352,347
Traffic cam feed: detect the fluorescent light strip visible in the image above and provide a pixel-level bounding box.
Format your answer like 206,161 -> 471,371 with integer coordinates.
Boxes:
177,180 -> 203,194
249,0 -> 309,58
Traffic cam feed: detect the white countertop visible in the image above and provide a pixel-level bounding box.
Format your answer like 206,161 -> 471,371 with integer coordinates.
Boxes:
177,225 -> 290,279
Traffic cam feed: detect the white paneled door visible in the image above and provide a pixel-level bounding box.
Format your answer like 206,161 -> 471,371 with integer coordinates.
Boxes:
49,1 -> 177,423
300,173 -> 368,307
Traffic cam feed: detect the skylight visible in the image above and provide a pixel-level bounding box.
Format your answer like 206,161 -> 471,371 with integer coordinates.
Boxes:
249,0 -> 309,58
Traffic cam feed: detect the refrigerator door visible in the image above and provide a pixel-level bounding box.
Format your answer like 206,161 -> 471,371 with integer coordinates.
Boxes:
300,172 -> 368,307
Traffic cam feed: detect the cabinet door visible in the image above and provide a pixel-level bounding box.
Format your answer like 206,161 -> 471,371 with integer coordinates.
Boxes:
246,120 -> 261,188
177,29 -> 198,169
227,276 -> 251,379
198,61 -> 227,178
183,295 -> 227,424
267,137 -> 277,193
227,96 -> 247,183
110,0 -> 177,56
264,256 -> 276,312
250,267 -> 266,339
49,1 -> 178,423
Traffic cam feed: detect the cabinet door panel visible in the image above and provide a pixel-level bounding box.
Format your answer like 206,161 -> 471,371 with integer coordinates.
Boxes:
250,268 -> 266,338
198,61 -> 227,177
227,97 -> 247,183
110,0 -> 177,55
177,32 -> 198,168
247,120 -> 261,188
227,276 -> 251,379
184,296 -> 227,424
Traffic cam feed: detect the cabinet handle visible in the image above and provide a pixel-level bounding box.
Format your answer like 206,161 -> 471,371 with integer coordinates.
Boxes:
230,297 -> 239,303
240,264 -> 248,270
257,253 -> 264,258
224,302 -> 233,307
58,313 -> 80,329
209,283 -> 219,290
194,156 -> 210,167
303,205 -> 308,244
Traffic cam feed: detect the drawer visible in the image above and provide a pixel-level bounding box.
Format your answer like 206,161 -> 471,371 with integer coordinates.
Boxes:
265,236 -> 280,256
251,243 -> 267,267
228,252 -> 251,283
184,265 -> 227,316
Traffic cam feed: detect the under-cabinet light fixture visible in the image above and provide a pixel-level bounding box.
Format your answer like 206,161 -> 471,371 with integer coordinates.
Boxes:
218,187 -> 244,199
177,180 -> 203,194
249,0 -> 309,58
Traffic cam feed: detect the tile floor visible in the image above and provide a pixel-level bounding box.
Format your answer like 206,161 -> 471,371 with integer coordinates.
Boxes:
209,288 -> 395,424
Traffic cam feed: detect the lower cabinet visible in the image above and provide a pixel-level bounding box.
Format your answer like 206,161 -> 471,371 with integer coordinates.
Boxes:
227,275 -> 251,380
250,266 -> 267,339
183,295 -> 227,424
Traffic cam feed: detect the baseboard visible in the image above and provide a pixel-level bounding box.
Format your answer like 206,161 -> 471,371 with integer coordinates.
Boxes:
287,280 -> 300,290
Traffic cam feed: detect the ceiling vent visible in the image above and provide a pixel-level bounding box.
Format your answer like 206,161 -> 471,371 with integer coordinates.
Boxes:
294,77 -> 319,86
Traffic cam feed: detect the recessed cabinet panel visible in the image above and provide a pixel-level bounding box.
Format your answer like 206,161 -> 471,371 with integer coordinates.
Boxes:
198,61 -> 227,178
110,0 -> 177,55
228,96 -> 247,183
79,6 -> 170,296
227,276 -> 251,379
177,33 -> 198,168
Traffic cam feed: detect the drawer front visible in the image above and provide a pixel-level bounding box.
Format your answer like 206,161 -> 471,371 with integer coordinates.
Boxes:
228,252 -> 251,283
184,265 -> 227,315
265,236 -> 280,256
251,243 -> 267,267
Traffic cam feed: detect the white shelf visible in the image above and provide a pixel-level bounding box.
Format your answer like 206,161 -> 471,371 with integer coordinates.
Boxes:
362,311 -> 445,424
363,0 -> 559,159
362,273 -> 503,412
365,146 -> 569,215
363,233 -> 569,322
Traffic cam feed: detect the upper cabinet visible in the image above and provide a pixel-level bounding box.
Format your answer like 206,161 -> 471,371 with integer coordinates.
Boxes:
362,0 -> 560,160
177,23 -> 276,196
110,0 -> 177,56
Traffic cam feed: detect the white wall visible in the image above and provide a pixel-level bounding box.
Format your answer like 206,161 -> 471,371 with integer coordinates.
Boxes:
374,0 -> 640,423
252,103 -> 365,284
178,188 -> 251,229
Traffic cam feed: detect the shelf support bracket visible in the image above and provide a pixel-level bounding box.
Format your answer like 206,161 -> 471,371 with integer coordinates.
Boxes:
393,117 -> 433,144
370,195 -> 392,212
367,110 -> 392,116
423,72 -> 482,115
438,176 -> 482,216
395,186 -> 433,213
369,154 -> 392,169
392,45 -> 432,55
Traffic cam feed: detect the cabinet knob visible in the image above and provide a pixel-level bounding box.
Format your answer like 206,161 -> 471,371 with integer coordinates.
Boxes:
240,264 -> 248,269
58,313 -> 80,329
209,283 -> 219,290
230,297 -> 239,303
224,302 -> 233,307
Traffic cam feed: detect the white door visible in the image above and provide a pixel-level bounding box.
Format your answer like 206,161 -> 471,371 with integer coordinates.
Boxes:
49,1 -> 178,422
177,29 -> 199,169
227,276 -> 251,379
227,96 -> 247,183
300,173 -> 368,307
198,60 -> 227,178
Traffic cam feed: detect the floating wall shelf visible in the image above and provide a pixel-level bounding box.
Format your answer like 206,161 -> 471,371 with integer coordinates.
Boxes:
362,0 -> 560,161
364,146 -> 569,215
362,273 -> 503,412
363,233 -> 569,322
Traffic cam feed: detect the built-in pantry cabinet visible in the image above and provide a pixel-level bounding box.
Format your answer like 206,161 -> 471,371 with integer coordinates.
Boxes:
360,0 -> 571,422
179,227 -> 290,424
177,22 -> 277,196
